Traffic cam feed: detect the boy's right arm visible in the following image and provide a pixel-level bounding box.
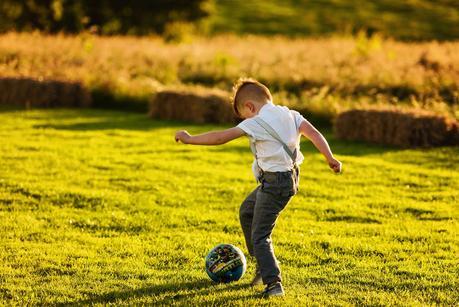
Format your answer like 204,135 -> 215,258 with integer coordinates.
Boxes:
175,127 -> 245,145
299,120 -> 342,173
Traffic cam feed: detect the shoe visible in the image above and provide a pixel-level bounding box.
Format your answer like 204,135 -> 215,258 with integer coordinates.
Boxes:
261,281 -> 284,297
250,271 -> 262,286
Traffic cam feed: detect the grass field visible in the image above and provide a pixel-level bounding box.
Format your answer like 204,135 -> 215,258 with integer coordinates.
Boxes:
0,108 -> 458,305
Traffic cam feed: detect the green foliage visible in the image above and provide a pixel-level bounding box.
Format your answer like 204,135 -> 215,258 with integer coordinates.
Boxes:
0,109 -> 458,305
211,0 -> 459,41
353,31 -> 383,58
162,22 -> 196,43
212,52 -> 239,79
0,0 -> 213,35
1,0 -> 458,40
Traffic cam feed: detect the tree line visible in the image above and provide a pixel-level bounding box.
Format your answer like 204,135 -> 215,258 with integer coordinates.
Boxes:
0,0 -> 212,35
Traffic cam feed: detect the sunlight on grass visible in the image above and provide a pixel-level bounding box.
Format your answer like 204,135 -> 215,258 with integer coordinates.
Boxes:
0,109 -> 458,305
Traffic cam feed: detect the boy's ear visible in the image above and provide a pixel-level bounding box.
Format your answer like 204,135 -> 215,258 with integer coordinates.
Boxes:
245,101 -> 255,113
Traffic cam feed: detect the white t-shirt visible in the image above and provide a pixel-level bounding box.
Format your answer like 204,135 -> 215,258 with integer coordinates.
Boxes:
237,101 -> 306,179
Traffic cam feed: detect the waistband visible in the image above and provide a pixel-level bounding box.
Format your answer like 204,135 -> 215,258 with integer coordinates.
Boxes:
260,165 -> 299,181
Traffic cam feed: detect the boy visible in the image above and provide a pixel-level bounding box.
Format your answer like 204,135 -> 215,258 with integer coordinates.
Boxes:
175,78 -> 342,297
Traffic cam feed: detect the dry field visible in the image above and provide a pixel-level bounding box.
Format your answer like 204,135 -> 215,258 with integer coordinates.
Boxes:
0,32 -> 458,121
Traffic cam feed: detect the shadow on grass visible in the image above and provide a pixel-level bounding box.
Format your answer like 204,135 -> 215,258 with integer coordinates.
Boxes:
13,107 -> 458,160
307,275 -> 457,293
66,278 -> 254,306
24,108 -> 230,131
0,105 -> 27,112
7,107 -> 395,156
322,215 -> 382,224
33,118 -> 185,131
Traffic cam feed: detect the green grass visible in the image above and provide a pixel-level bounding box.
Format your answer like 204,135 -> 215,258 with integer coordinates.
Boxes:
0,108 -> 458,305
212,0 -> 459,41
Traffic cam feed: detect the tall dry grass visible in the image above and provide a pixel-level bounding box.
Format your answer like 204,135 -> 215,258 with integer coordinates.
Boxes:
0,32 -> 458,119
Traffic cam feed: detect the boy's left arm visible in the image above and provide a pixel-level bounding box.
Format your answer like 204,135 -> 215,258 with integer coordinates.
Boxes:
175,127 -> 245,145
299,120 -> 342,173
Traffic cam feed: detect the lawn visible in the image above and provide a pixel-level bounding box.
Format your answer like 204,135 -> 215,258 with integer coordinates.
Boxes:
0,108 -> 458,305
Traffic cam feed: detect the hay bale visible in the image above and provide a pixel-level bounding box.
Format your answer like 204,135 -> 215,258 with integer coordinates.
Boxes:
149,89 -> 238,124
0,77 -> 91,108
334,108 -> 459,148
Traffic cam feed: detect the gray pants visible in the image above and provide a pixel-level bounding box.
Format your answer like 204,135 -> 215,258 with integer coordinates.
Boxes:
239,167 -> 299,285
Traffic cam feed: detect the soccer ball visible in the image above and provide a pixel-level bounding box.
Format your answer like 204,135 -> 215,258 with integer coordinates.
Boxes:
205,244 -> 247,283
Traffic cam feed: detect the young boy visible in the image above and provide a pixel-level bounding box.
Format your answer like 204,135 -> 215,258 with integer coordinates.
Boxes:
175,78 -> 342,297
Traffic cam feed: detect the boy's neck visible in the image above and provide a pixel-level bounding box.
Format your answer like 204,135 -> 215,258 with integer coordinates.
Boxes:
254,100 -> 272,115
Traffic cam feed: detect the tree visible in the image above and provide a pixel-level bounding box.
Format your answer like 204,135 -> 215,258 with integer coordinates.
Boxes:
0,0 -> 213,35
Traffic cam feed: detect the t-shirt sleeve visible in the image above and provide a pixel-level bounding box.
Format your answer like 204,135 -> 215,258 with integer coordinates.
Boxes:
290,110 -> 307,130
237,118 -> 256,138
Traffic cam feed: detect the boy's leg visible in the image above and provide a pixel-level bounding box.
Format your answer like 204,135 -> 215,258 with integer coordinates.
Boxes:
251,188 -> 291,285
239,185 -> 260,257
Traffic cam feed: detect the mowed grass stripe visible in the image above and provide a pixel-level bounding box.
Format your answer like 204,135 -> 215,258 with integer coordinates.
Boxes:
0,109 -> 458,305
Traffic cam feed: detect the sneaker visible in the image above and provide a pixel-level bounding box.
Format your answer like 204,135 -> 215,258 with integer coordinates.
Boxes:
261,281 -> 284,297
250,271 -> 262,286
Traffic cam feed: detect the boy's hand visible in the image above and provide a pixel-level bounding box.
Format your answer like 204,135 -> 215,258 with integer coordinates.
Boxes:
328,157 -> 342,173
175,130 -> 191,144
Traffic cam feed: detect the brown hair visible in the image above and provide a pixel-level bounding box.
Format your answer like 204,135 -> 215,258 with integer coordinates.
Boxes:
231,77 -> 272,117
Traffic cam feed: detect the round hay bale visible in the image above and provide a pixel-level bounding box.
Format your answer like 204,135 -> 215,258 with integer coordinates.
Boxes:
149,88 -> 239,124
0,77 -> 91,108
334,108 -> 459,148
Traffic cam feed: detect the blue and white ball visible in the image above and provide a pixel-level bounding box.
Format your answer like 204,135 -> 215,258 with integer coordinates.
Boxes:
205,244 -> 247,283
